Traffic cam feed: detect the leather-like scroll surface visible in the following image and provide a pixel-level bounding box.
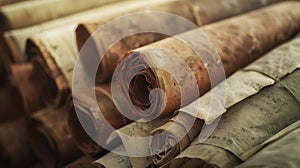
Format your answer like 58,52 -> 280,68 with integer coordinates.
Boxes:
117,2 -> 300,119
0,118 -> 37,167
68,84 -> 131,156
237,120 -> 300,168
150,32 -> 300,166
0,0 -> 122,30
29,105 -> 82,168
170,68 -> 300,168
77,0 -> 287,84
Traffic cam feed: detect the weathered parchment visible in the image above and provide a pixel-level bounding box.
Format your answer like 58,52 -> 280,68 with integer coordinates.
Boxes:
237,120 -> 300,168
180,33 -> 300,124
93,146 -> 132,168
170,68 -> 300,167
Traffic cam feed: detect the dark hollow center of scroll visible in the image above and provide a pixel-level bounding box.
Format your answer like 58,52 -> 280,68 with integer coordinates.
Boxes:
130,74 -> 151,108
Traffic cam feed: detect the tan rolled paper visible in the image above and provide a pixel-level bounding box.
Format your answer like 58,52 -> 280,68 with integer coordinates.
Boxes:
77,0 -> 286,84
237,121 -> 300,168
150,32 -> 300,166
5,0 -> 173,62
117,2 -> 300,119
29,105 -> 82,168
68,84 -> 131,156
27,25 -> 77,106
0,0 -> 122,30
0,118 -> 37,167
110,115 -> 173,168
170,68 -> 300,168
92,146 -> 131,168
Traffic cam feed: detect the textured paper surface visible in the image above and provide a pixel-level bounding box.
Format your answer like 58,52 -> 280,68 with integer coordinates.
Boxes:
171,68 -> 300,167
34,25 -> 77,86
108,116 -> 171,168
180,33 -> 300,124
237,120 -> 300,168
93,146 -> 132,168
202,70 -> 300,157
117,2 -> 300,120
4,0 -> 170,62
0,0 -> 122,30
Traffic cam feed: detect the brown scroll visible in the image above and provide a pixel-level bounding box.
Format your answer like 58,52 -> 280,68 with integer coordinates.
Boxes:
77,0 -> 286,84
68,84 -> 131,156
0,118 -> 37,167
29,105 -> 82,168
116,2 -> 300,120
170,68 -> 300,168
150,32 -> 300,166
5,0 -> 174,62
0,0 -> 122,30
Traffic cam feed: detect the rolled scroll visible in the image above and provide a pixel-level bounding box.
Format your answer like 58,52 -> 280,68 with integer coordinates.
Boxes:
150,32 -> 300,166
29,105 -> 82,168
27,25 -> 77,106
68,84 -> 131,156
237,120 -> 300,168
92,146 -> 131,168
116,2 -> 300,120
6,0 -> 173,62
0,118 -> 37,167
77,0 -> 286,83
0,0 -> 122,30
104,114 -> 173,168
169,68 -> 300,167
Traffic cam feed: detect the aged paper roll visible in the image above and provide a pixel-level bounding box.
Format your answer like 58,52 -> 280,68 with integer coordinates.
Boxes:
116,2 -> 300,120
169,68 -> 300,168
3,0 -> 167,63
0,0 -> 122,30
107,115 -> 173,168
77,0 -> 286,83
150,32 -> 300,166
27,25 -> 77,106
68,84 -> 131,156
237,120 -> 300,168
29,105 -> 82,168
92,146 -> 131,168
